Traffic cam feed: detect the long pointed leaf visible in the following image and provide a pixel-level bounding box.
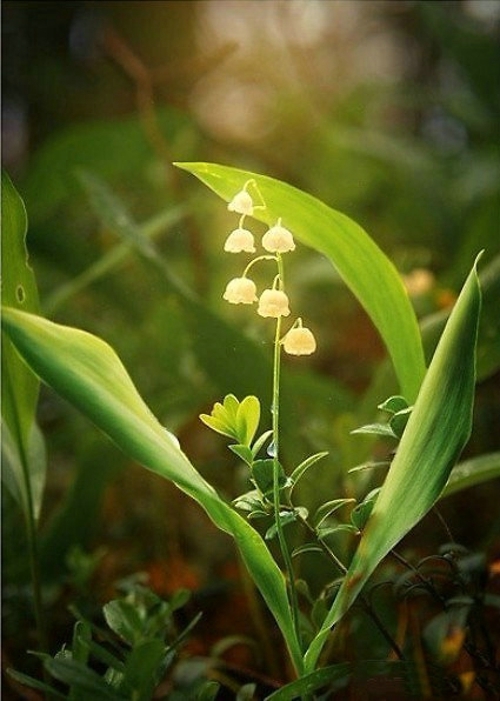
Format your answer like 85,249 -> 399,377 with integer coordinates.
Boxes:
1,308 -> 302,673
304,256 -> 482,671
1,170 -> 45,520
175,162 -> 426,402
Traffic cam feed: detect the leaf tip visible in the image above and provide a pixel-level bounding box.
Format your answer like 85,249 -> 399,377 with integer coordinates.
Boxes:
172,162 -> 207,175
473,250 -> 484,272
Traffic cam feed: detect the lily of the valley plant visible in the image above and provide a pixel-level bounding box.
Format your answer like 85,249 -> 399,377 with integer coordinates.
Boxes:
2,163 -> 486,693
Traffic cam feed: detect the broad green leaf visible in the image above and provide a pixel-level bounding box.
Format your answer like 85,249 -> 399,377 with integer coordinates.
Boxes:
441,452 -> 500,498
290,451 -> 328,490
199,411 -> 235,439
388,407 -> 413,439
222,394 -> 239,421
103,600 -> 144,646
229,444 -> 254,467
252,459 -> 286,496
351,423 -> 398,439
200,394 -> 259,443
175,162 -> 426,402
1,170 -> 45,520
378,395 -> 409,414
1,308 -> 302,674
304,257 -> 481,672
1,170 -> 39,430
318,524 -> 360,539
236,395 -> 260,446
251,429 -> 273,458
314,499 -> 355,528
350,489 -> 380,531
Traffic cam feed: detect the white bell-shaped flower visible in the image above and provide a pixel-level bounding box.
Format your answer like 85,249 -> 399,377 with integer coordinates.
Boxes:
262,220 -> 295,253
283,326 -> 316,355
227,189 -> 253,216
223,277 -> 258,304
257,289 -> 291,318
224,227 -> 256,253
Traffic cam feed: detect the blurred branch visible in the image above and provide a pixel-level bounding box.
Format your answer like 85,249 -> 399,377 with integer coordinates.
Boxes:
100,27 -> 236,294
101,26 -> 174,167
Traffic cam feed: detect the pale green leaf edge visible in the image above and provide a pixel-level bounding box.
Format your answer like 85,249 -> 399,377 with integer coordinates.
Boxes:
1,308 -> 303,674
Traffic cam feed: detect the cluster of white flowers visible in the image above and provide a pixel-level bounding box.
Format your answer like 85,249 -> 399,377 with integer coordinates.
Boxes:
222,184 -> 316,356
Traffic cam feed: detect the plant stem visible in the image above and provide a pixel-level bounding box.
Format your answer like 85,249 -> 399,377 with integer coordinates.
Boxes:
298,516 -> 347,574
25,513 -> 48,651
14,425 -> 47,650
358,598 -> 404,660
17,428 -> 52,695
390,549 -> 446,605
271,255 -> 302,653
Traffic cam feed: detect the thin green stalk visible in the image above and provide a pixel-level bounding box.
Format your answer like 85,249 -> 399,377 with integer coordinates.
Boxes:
298,515 -> 347,575
16,430 -> 51,694
271,255 -> 302,652
25,511 -> 48,653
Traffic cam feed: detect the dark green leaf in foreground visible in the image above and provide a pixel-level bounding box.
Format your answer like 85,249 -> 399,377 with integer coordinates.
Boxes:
1,308 -> 303,674
304,256 -> 482,671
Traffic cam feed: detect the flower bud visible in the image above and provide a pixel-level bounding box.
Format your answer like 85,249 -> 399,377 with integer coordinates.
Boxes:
283,326 -> 317,355
224,227 -> 256,253
228,189 -> 253,216
223,277 -> 258,304
262,221 -> 295,253
257,289 -> 291,318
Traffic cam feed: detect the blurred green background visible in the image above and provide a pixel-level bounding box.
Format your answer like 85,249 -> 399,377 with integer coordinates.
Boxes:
2,0 -> 500,687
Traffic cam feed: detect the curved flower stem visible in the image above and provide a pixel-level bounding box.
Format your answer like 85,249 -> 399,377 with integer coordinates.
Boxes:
271,254 -> 302,651
243,255 -> 277,277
